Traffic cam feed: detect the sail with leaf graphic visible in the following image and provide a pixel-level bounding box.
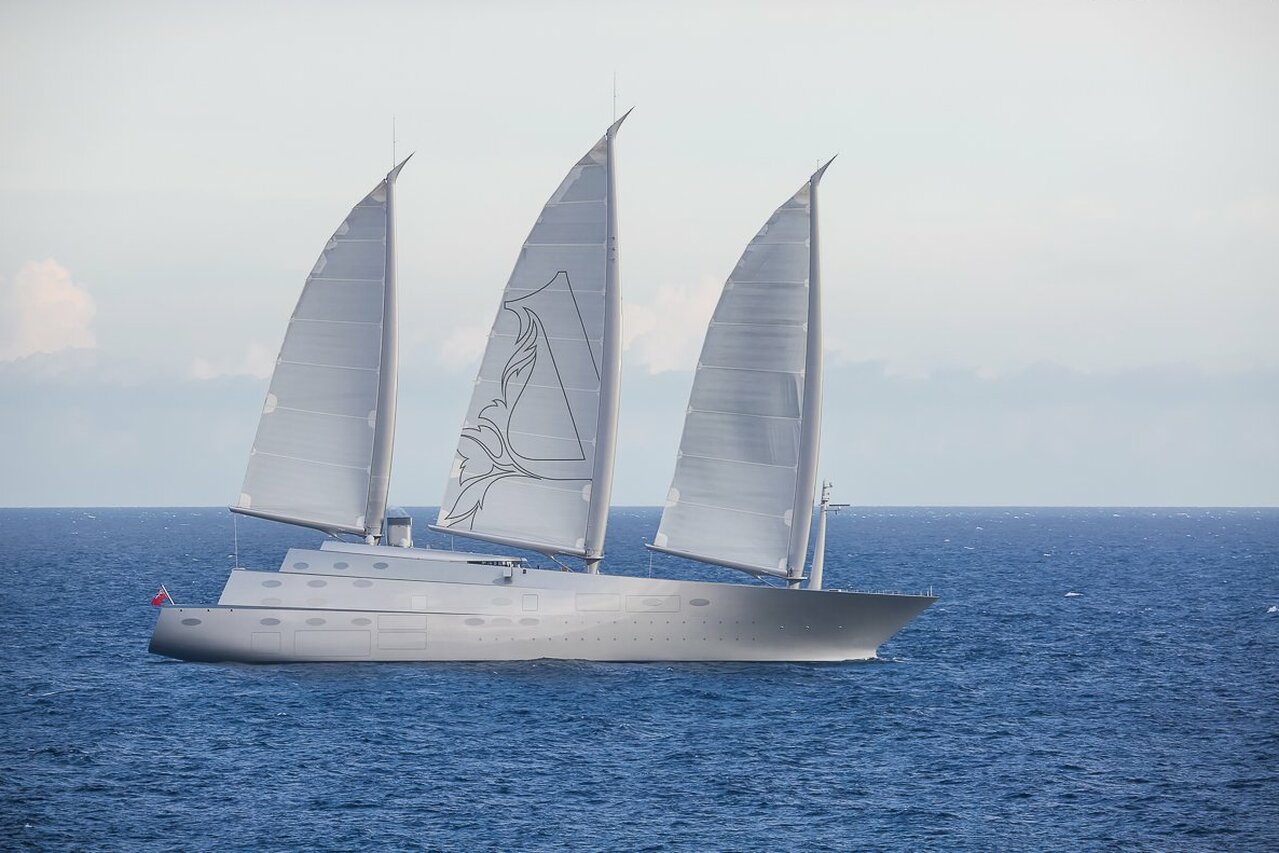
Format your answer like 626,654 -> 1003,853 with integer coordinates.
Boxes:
434,116 -> 627,561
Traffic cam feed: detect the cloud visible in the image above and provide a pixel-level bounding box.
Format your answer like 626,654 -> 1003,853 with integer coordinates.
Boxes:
435,321 -> 491,372
0,260 -> 96,361
429,275 -> 722,377
623,275 -> 721,374
189,343 -> 274,380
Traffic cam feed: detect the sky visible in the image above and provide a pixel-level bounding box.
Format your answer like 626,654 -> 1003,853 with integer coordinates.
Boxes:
1,0 -> 1276,507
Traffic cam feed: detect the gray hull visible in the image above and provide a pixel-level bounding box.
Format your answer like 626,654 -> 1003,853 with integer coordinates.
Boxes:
150,546 -> 935,663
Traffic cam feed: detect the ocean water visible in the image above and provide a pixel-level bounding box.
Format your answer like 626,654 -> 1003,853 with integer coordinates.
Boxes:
1,507 -> 1276,850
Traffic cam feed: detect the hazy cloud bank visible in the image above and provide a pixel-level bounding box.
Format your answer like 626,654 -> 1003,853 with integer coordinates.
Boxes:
3,356 -> 1274,508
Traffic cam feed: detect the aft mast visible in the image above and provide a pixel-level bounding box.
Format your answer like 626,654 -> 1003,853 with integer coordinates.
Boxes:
785,158 -> 833,587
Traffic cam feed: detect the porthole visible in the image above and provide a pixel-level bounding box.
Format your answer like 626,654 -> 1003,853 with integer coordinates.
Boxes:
332,561 -> 349,570
261,597 -> 282,606
519,618 -> 539,626
353,579 -> 374,588
293,562 -> 309,569
373,561 -> 389,570
305,617 -> 326,626
261,580 -> 282,588
307,579 -> 327,588
351,617 -> 372,626
464,617 -> 484,626
259,618 -> 281,626
690,598 -> 710,607
180,617 -> 202,626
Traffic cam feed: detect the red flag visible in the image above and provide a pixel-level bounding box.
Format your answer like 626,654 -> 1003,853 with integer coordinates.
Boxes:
151,586 -> 170,606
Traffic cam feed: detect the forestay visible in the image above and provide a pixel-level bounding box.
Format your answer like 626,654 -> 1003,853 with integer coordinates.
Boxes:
435,116 -> 627,558
650,163 -> 831,579
234,159 -> 408,537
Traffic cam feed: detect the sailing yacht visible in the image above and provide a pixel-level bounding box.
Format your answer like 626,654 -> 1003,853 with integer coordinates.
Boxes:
150,118 -> 935,663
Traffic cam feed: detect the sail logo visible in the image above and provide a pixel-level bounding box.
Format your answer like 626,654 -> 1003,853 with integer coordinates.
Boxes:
440,271 -> 598,531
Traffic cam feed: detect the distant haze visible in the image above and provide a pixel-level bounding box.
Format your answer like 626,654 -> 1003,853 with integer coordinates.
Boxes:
1,1 -> 1276,507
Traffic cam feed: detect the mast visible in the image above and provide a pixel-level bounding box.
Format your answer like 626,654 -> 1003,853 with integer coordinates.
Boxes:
363,154 -> 412,542
785,159 -> 834,588
583,111 -> 627,573
807,480 -> 848,591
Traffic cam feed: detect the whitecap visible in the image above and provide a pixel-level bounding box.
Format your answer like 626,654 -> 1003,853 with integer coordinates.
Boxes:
1065,591 -> 1083,598
1267,605 -> 1277,614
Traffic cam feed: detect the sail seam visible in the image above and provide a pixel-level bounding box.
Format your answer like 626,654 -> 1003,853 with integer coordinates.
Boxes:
489,331 -> 603,345
507,427 -> 597,444
474,378 -> 600,395
277,359 -> 378,372
308,277 -> 383,283
728,280 -> 808,285
708,320 -> 805,328
502,287 -> 605,297
687,407 -> 800,422
251,449 -> 370,471
490,478 -> 590,495
524,242 -> 606,248
676,451 -> 797,471
698,363 -> 805,376
665,497 -> 785,521
290,317 -> 380,327
273,405 -> 376,422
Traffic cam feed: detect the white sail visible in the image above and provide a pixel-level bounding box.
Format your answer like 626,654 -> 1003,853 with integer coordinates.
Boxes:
650,162 -> 832,579
234,158 -> 409,537
435,116 -> 628,558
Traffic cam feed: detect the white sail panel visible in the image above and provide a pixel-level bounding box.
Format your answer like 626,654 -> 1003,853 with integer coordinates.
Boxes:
236,178 -> 391,535
437,127 -> 620,556
652,180 -> 815,577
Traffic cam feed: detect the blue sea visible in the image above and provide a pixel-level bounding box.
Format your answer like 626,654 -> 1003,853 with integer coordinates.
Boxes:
1,507 -> 1276,850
